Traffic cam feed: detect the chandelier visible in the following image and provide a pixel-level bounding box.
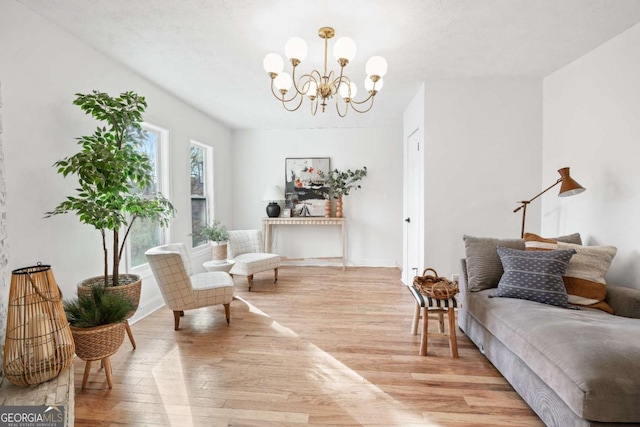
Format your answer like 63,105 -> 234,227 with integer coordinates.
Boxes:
262,26 -> 388,117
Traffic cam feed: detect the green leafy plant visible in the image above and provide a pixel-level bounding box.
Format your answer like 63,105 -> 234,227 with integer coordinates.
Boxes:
64,286 -> 134,328
324,166 -> 368,199
197,219 -> 229,243
46,91 -> 175,287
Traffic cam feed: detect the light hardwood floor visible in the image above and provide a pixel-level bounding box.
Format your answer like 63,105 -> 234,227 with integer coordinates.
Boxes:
73,266 -> 543,426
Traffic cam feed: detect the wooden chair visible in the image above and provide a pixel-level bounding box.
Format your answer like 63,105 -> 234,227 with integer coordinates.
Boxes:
145,243 -> 235,330
227,230 -> 280,291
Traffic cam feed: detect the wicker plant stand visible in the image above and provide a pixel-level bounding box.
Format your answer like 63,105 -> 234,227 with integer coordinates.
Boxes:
77,274 -> 141,349
71,322 -> 125,390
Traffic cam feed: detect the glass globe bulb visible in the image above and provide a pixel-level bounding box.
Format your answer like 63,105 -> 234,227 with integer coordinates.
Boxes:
274,72 -> 293,91
263,53 -> 284,74
339,82 -> 357,99
333,37 -> 357,62
365,56 -> 388,77
365,76 -> 384,92
285,37 -> 308,61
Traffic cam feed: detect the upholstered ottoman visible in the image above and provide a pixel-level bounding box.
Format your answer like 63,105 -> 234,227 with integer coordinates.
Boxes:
229,253 -> 280,291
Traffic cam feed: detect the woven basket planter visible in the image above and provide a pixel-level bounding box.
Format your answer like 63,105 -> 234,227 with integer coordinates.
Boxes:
77,274 -> 141,320
71,322 -> 125,362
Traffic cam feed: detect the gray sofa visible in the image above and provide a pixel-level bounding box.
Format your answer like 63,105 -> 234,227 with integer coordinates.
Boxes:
459,257 -> 640,426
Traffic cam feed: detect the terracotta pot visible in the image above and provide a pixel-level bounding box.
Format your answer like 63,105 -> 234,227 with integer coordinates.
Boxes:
325,199 -> 332,218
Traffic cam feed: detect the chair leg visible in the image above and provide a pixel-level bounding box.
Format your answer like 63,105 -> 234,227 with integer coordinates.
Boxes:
124,320 -> 136,350
274,268 -> 278,284
438,312 -> 445,333
247,275 -> 254,291
103,357 -> 114,389
420,306 -> 428,356
173,310 -> 181,330
411,302 -> 420,335
448,307 -> 459,358
82,360 -> 92,391
224,303 -> 230,325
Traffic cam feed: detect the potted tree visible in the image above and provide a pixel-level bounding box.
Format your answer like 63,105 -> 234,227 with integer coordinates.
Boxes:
64,286 -> 134,390
198,220 -> 229,263
47,90 -> 174,346
324,166 -> 368,218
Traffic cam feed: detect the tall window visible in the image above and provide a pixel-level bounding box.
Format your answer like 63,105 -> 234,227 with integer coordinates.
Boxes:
128,123 -> 170,269
190,142 -> 214,247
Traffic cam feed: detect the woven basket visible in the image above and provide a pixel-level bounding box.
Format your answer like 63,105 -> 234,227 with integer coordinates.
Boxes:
77,274 -> 141,319
71,322 -> 125,362
3,265 -> 75,387
413,268 -> 459,300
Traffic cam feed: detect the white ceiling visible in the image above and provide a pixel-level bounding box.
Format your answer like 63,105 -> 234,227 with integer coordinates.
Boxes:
18,0 -> 640,130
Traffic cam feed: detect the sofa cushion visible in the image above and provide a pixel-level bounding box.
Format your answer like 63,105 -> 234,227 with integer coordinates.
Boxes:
525,233 -> 617,313
463,233 -> 582,292
494,247 -> 575,307
467,289 -> 640,422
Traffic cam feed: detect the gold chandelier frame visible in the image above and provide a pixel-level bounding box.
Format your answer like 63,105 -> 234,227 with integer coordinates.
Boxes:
263,27 -> 387,117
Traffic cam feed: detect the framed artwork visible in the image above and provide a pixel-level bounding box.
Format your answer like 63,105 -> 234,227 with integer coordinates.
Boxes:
285,157 -> 330,217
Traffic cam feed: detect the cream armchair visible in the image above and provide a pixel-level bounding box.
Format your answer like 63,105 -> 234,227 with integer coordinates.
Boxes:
227,230 -> 280,291
145,243 -> 235,330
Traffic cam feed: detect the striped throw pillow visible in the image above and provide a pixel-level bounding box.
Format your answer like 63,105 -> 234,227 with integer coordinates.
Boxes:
524,233 -> 617,313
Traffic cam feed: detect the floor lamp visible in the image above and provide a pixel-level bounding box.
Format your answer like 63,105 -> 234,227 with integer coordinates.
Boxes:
514,167 -> 585,238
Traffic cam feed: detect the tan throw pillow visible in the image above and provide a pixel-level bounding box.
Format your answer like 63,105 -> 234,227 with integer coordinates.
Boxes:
524,233 -> 617,313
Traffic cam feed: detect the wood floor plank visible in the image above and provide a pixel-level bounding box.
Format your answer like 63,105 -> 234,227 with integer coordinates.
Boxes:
73,266 -> 542,426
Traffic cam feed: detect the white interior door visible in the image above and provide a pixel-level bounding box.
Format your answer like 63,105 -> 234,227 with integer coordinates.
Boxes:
403,129 -> 422,285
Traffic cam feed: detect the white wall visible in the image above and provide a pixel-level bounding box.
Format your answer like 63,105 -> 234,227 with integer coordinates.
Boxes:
423,79 -> 543,278
543,22 -> 640,290
0,1 -> 233,320
232,127 -> 403,267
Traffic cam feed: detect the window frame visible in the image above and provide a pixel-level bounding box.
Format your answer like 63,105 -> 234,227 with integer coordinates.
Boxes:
190,140 -> 214,249
126,122 -> 171,273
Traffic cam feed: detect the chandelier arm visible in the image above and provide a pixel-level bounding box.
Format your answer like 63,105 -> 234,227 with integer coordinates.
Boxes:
348,95 -> 376,114
335,99 -> 349,118
332,66 -> 347,93
270,80 -> 301,104
350,92 -> 374,106
310,96 -> 319,116
280,94 -> 305,112
293,73 -> 319,96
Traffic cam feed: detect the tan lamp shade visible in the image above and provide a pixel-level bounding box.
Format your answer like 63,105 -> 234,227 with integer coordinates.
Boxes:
557,167 -> 586,197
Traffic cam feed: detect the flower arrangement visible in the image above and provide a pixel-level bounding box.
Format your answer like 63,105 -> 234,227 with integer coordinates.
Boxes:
323,167 -> 368,199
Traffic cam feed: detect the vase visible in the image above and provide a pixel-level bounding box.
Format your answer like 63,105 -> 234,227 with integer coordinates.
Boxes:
211,242 -> 228,263
336,195 -> 343,218
325,199 -> 332,218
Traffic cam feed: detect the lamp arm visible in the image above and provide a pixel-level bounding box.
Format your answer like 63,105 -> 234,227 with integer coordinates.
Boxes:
514,178 -> 561,212
513,177 -> 562,237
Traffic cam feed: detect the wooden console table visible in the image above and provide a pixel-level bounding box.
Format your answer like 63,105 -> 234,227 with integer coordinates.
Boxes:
262,217 -> 346,270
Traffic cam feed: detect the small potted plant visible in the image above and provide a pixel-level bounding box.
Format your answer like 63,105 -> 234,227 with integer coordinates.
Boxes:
324,167 -> 368,218
198,220 -> 230,263
64,286 -> 135,389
